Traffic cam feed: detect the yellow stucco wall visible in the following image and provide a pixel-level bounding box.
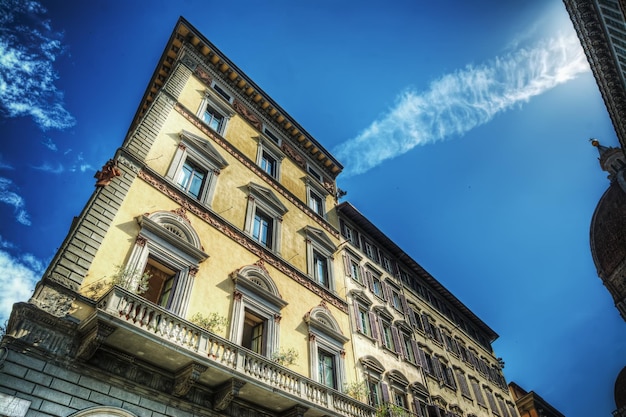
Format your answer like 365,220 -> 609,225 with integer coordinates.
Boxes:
80,67 -> 352,381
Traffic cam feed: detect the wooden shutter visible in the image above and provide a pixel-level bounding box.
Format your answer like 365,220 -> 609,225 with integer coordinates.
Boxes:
365,269 -> 374,291
381,382 -> 390,403
413,398 -> 425,417
390,325 -> 402,355
353,301 -> 363,332
411,340 -> 421,366
399,294 -> 409,316
342,254 -> 351,277
369,311 -> 379,341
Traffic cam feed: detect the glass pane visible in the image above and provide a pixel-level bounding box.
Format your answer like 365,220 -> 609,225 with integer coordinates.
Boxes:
188,170 -> 204,198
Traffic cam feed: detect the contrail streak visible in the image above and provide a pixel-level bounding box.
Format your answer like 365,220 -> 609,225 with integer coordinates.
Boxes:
334,33 -> 590,177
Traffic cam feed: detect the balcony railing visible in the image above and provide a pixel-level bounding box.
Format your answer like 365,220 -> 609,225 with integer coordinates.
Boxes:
97,286 -> 375,417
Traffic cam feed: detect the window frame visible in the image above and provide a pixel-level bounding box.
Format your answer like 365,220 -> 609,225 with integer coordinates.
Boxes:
244,183 -> 288,253
124,211 -> 208,318
166,130 -> 229,207
305,305 -> 348,391
197,90 -> 233,135
255,136 -> 285,181
305,177 -> 329,218
304,226 -> 336,290
229,264 -> 287,358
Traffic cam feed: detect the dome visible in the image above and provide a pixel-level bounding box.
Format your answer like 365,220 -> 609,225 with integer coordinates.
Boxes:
615,366 -> 626,410
590,182 -> 626,279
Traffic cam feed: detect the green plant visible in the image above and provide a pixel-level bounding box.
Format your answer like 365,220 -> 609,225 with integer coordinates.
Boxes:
85,265 -> 151,299
271,347 -> 299,366
344,380 -> 367,401
376,404 -> 410,417
190,312 -> 228,333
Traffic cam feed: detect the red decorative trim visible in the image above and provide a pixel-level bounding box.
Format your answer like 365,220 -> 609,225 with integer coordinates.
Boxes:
174,103 -> 339,239
233,99 -> 262,130
194,65 -> 213,85
137,169 -> 347,313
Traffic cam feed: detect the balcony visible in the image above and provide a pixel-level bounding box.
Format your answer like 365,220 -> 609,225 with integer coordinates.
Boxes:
83,286 -> 375,417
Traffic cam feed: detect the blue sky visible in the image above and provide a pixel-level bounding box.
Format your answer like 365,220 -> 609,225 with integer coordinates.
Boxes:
0,1 -> 623,415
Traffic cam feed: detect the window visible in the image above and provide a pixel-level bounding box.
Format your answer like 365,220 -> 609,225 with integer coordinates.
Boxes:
309,188 -> 324,216
176,160 -> 206,198
143,259 -> 177,309
454,367 -> 472,399
203,104 -> 225,132
340,220 -> 358,245
307,165 -> 323,182
371,274 -> 384,299
484,387 -> 500,416
342,250 -> 363,284
387,371 -> 410,413
351,291 -> 377,339
305,305 -> 348,391
391,289 -> 403,312
230,264 -> 287,358
380,319 -> 395,351
252,209 -> 273,248
470,376 -> 486,407
212,82 -> 232,102
360,357 -> 385,408
305,178 -> 328,218
242,310 -> 266,355
166,130 -> 229,206
256,136 -> 284,180
197,91 -> 232,135
382,256 -> 393,273
124,210 -> 209,317
305,226 -> 336,290
260,150 -> 277,177
318,349 -> 337,388
263,126 -> 281,145
244,183 -> 288,253
401,331 -> 415,363
439,360 -> 457,389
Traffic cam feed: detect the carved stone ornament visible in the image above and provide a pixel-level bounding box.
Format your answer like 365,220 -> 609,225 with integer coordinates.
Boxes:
173,362 -> 208,397
94,159 -> 122,187
194,65 -> 213,85
75,320 -> 117,361
30,285 -> 75,317
213,378 -> 246,411
233,99 -> 262,130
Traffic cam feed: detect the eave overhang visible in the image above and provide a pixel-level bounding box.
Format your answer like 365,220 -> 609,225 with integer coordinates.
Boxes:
128,17 -> 343,178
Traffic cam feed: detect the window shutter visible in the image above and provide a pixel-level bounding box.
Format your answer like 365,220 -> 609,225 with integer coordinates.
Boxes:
426,405 -> 440,417
381,282 -> 389,302
353,301 -> 363,332
432,356 -> 443,381
399,294 -> 409,316
369,311 -> 379,341
411,340 -> 421,365
418,348 -> 430,374
343,254 -> 351,277
421,313 -> 432,337
413,398 -> 425,417
407,306 -> 418,328
446,367 -> 457,389
365,270 -> 374,291
390,325 -> 402,355
433,326 -> 443,343
381,382 -> 390,403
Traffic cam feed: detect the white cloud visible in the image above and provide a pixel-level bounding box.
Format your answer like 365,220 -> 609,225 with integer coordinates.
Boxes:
0,177 -> 31,226
0,248 -> 42,325
31,162 -> 64,174
0,0 -> 75,131
334,33 -> 590,177
42,137 -> 58,151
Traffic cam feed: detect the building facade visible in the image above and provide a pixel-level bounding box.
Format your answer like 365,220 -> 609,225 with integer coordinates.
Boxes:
564,0 -> 626,148
337,203 -> 517,417
507,383 -> 565,417
0,18 -> 517,417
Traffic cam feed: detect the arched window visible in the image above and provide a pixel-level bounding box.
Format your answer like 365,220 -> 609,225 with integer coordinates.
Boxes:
229,262 -> 287,357
68,406 -> 138,417
305,303 -> 348,390
125,209 -> 208,317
